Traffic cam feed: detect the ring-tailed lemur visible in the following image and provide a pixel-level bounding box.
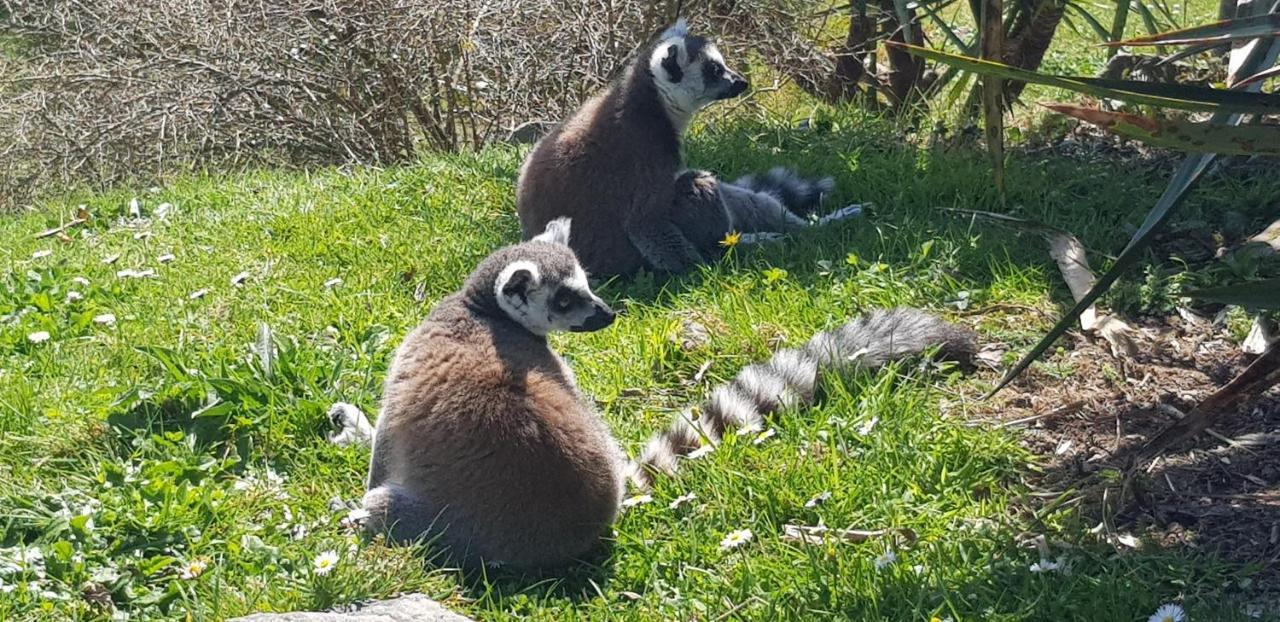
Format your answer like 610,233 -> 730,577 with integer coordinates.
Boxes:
330,221 -> 977,568
353,219 -> 626,569
515,19 -> 861,278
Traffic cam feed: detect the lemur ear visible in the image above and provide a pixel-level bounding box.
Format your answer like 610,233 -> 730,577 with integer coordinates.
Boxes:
660,18 -> 689,41
501,268 -> 535,300
532,217 -> 572,246
661,44 -> 683,83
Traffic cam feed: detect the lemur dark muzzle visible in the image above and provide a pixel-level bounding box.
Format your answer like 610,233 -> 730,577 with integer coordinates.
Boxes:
720,74 -> 749,99
572,303 -> 616,332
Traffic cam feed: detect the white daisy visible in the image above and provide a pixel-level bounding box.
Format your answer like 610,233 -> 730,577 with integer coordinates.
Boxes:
157,253 -> 176,264
719,529 -> 753,551
189,289 -> 210,300
71,277 -> 91,287
621,494 -> 653,508
231,271 -> 250,286
1029,558 -> 1062,573
323,277 -> 343,289
668,492 -> 697,510
1148,603 -> 1187,622
857,416 -> 880,436
27,331 -> 51,344
93,314 -> 116,326
913,564 -> 926,576
65,291 -> 83,303
32,249 -> 52,259
874,549 -> 897,570
178,558 -> 208,580
313,550 -> 339,575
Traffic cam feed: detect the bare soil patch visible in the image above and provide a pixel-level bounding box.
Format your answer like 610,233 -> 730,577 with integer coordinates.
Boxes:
973,312 -> 1280,578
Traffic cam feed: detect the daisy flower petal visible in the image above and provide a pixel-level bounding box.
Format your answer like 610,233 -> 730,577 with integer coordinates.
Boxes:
1148,603 -> 1186,622
874,549 -> 897,570
719,528 -> 753,551
313,550 -> 339,576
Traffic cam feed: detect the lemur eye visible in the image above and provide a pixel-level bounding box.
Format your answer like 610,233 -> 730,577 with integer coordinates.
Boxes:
553,291 -> 575,310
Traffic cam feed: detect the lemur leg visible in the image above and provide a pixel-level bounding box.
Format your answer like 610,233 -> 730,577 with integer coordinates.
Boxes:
327,402 -> 375,448
719,182 -> 809,233
669,170 -> 733,259
626,219 -> 706,274
362,484 -> 442,545
738,232 -> 787,245
631,170 -> 735,273
814,203 -> 865,226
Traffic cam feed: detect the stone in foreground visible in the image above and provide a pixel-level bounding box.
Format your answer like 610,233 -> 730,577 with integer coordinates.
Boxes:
229,594 -> 475,622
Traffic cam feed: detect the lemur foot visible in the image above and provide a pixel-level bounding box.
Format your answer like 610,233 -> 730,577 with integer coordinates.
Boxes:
327,402 -> 375,448
738,232 -> 787,245
814,203 -> 868,227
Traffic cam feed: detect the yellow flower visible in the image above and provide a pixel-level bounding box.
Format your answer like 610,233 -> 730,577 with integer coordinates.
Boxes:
719,231 -> 742,248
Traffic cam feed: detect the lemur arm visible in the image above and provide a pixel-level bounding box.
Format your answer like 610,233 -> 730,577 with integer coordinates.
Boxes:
625,217 -> 706,274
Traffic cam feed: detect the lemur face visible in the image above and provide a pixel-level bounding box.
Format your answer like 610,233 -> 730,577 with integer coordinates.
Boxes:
648,20 -> 749,124
495,219 -> 616,336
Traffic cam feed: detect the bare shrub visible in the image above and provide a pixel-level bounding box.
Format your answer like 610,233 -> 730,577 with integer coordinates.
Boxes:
0,0 -> 683,208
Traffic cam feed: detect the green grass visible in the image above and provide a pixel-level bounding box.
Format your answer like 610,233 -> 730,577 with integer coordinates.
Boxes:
2,105 -> 1279,622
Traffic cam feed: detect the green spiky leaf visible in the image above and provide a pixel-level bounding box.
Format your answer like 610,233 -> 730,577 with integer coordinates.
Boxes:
1185,278 -> 1280,308
1044,103 -> 1280,155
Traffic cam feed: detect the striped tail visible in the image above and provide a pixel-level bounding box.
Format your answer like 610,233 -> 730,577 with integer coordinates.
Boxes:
733,167 -> 835,217
627,307 -> 977,489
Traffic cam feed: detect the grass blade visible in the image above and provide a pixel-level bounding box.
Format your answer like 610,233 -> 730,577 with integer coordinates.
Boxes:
1043,103 -> 1280,154
1133,0 -> 1171,53
1067,1 -> 1118,41
1110,0 -> 1134,57
920,0 -> 977,52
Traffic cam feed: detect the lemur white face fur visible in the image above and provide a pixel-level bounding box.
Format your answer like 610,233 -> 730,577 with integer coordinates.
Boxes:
648,19 -> 749,132
495,219 -> 616,336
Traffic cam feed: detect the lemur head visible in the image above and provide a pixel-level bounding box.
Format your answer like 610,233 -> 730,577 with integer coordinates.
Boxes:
647,19 -> 749,130
482,219 -> 615,336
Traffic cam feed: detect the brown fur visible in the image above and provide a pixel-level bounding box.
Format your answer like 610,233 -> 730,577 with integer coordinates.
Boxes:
515,50 -> 684,278
364,243 -> 625,568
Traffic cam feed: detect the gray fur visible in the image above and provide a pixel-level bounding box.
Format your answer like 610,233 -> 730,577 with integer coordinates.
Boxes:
733,167 -> 836,218
630,308 -> 977,489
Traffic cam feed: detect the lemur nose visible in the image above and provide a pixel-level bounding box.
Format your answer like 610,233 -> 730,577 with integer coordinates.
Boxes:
726,74 -> 749,97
